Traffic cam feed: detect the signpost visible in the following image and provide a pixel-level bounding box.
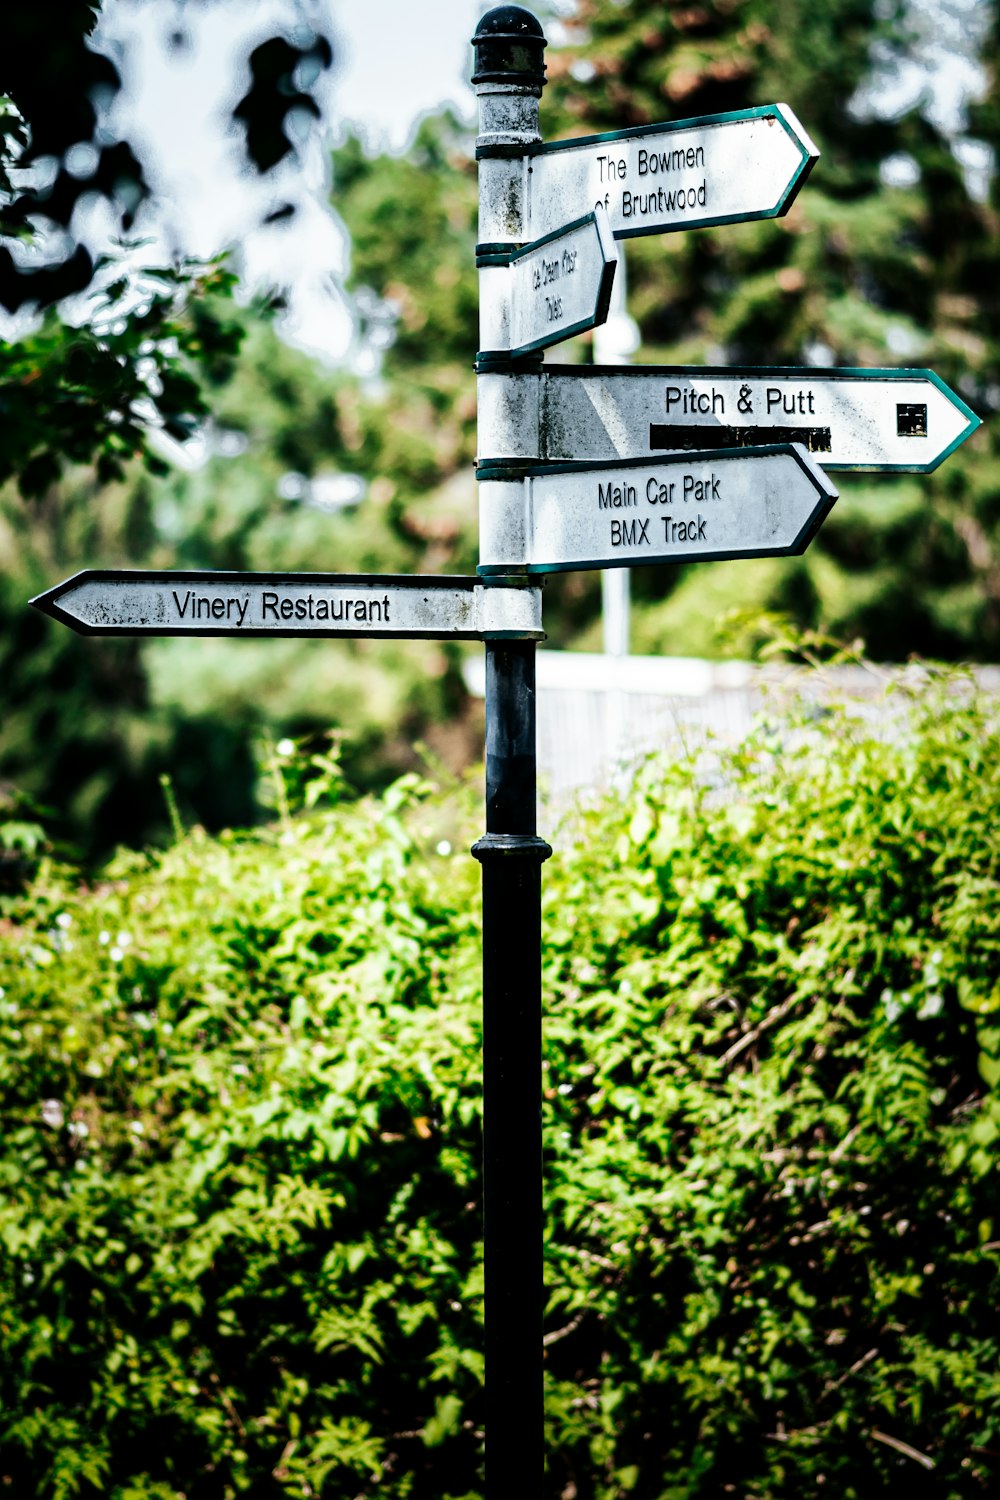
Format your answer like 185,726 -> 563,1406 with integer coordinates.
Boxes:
477,205 -> 618,362
477,446 -> 838,574
30,570 -> 544,641
477,363 -> 982,471
515,103 -> 818,242
29,7 -> 983,1500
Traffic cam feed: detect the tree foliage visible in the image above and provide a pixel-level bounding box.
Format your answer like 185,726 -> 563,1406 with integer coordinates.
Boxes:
0,3 -> 355,857
0,2 -> 332,491
1,678 -> 998,1497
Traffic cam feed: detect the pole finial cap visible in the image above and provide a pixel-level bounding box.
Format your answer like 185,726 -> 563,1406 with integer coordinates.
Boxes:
472,6 -> 547,92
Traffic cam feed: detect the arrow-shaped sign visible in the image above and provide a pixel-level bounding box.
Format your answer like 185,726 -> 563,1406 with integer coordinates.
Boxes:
521,104 -> 817,242
477,365 -> 981,473
477,445 -> 837,575
478,206 -> 618,361
31,572 -> 544,640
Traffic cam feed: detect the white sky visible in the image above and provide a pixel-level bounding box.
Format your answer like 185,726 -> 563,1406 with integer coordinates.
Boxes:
332,0 -> 480,149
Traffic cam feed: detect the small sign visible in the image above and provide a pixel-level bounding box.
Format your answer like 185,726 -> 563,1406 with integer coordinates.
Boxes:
477,446 -> 837,575
477,365 -> 981,473
31,572 -> 545,641
478,206 -> 618,360
523,104 -> 817,242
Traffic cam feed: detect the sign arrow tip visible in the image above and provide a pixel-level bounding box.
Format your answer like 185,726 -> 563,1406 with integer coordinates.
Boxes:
29,572 -> 93,634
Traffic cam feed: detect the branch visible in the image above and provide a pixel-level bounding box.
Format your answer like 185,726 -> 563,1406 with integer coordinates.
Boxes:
870,1430 -> 935,1470
822,1346 -> 879,1396
544,1310 -> 586,1347
719,995 -> 799,1067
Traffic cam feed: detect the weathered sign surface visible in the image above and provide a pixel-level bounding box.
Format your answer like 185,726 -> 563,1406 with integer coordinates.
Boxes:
522,105 -> 817,242
477,365 -> 981,472
31,572 -> 545,640
477,445 -> 837,574
478,206 -> 618,359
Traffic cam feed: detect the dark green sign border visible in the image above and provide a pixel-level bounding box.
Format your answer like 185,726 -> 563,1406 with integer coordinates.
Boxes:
477,443 -> 837,576
479,365 -> 982,474
507,104 -> 819,237
476,209 -> 618,361
31,571 -> 543,641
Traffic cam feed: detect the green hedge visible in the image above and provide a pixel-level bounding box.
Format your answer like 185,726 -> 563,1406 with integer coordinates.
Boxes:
1,678 -> 998,1498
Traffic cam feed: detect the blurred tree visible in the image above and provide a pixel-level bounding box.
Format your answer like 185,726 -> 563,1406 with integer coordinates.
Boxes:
0,1 -> 332,494
0,0 -> 341,858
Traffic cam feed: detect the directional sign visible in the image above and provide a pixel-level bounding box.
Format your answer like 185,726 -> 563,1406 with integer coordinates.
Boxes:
477,446 -> 837,575
31,571 -> 545,641
521,105 -> 817,242
477,364 -> 981,473
478,206 -> 618,360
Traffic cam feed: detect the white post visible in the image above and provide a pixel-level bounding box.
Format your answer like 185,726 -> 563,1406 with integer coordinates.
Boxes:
593,249 -> 640,775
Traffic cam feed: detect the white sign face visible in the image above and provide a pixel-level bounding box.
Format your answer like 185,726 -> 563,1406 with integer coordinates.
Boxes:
477,366 -> 981,473
525,105 -> 817,242
480,207 -> 618,359
478,446 -> 837,575
31,572 -> 545,641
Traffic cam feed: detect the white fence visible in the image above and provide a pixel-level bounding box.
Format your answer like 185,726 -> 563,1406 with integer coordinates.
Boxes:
463,652 -> 1000,803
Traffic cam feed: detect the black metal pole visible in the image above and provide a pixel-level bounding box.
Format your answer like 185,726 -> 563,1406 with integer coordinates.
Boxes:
472,640 -> 551,1498
471,12 -> 551,1495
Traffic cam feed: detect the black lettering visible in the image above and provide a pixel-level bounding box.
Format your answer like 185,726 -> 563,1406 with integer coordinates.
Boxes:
614,517 -> 650,547
262,591 -> 279,620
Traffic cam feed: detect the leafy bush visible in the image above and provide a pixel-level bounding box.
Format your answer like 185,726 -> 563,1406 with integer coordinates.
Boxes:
1,677 -> 998,1498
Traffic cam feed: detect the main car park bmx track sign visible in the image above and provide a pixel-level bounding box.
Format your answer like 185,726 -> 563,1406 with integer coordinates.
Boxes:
31,571 -> 545,641
476,364 -> 981,472
520,105 -> 818,241
477,445 -> 838,575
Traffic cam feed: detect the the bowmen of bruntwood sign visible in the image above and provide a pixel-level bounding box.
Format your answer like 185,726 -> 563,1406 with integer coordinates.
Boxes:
476,364 -> 981,474
517,105 -> 818,242
31,572 -> 545,641
477,445 -> 837,575
477,205 -> 618,361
